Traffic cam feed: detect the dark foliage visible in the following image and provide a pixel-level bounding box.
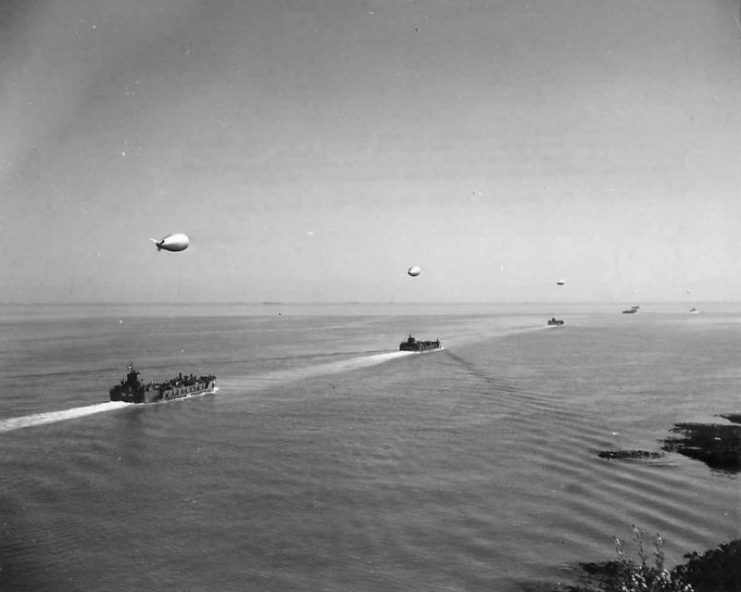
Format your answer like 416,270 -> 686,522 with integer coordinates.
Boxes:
673,539 -> 741,592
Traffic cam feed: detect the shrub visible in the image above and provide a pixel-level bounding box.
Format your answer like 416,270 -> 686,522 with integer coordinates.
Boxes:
563,526 -> 693,592
610,526 -> 693,592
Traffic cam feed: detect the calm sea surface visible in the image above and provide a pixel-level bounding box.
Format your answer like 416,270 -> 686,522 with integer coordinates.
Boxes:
0,303 -> 738,591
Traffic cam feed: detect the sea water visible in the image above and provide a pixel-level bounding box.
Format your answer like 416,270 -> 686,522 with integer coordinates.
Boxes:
0,303 -> 738,591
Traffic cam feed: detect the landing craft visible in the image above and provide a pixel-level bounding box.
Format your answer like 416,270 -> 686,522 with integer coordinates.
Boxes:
407,265 -> 421,277
150,233 -> 190,252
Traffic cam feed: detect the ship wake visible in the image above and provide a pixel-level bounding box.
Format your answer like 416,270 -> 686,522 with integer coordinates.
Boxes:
221,350 -> 418,393
0,401 -> 131,433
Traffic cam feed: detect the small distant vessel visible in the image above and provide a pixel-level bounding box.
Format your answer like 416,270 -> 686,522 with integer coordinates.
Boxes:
109,364 -> 216,404
622,305 -> 640,314
547,317 -> 565,326
399,335 -> 441,352
689,307 -> 700,314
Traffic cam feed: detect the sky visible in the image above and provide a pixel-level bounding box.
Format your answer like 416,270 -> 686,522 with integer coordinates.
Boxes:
1,0 -> 740,303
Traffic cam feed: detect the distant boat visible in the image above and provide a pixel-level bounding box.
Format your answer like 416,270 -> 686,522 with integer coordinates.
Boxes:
547,317 -> 565,326
399,335 -> 441,352
689,307 -> 700,314
622,305 -> 640,314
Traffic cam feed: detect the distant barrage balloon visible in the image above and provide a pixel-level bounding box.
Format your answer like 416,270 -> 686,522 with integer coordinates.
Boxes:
150,233 -> 190,252
407,265 -> 422,277
556,279 -> 565,286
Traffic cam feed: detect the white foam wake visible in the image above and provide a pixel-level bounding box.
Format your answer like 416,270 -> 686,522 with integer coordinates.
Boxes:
220,350 -> 423,392
274,350 -> 418,381
0,401 -> 131,433
316,350 -> 417,374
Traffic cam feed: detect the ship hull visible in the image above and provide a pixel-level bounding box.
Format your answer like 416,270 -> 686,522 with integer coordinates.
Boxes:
109,366 -> 216,404
399,338 -> 441,352
399,343 -> 441,352
111,380 -> 215,404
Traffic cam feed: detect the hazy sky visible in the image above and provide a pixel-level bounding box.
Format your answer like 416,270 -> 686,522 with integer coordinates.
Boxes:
2,0 -> 740,303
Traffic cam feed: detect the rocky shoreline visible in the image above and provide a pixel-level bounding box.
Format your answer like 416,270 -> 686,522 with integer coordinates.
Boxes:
597,413 -> 740,473
660,414 -> 741,473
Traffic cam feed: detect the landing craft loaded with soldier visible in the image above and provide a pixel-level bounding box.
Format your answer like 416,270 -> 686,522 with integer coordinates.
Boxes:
399,335 -> 442,352
109,364 -> 216,404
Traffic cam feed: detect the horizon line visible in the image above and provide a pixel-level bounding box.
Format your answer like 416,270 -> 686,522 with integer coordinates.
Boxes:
0,300 -> 735,306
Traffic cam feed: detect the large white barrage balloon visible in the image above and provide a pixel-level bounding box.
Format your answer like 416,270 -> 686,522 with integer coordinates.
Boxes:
150,233 -> 190,252
407,265 -> 422,277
